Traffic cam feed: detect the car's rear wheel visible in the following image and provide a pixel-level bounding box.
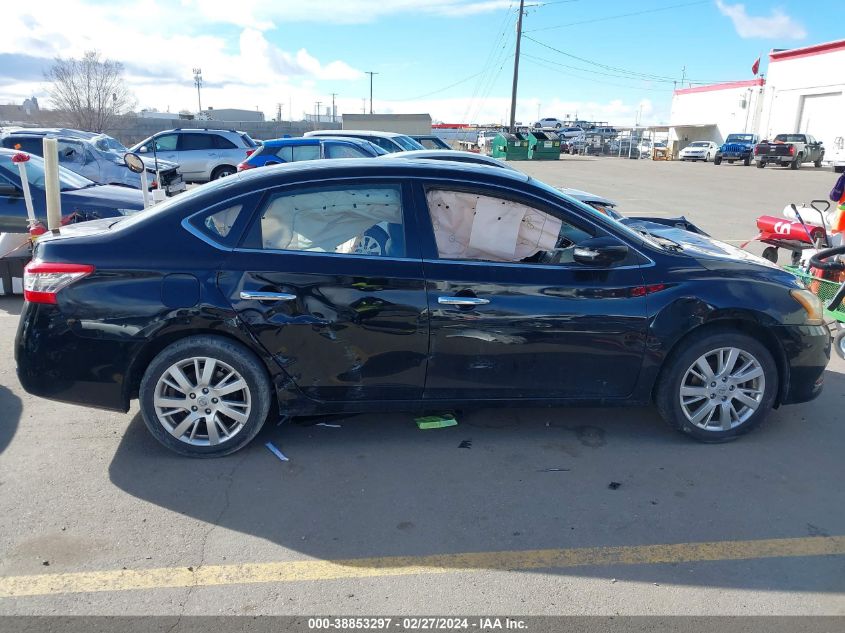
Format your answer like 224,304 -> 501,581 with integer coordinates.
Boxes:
140,336 -> 272,457
743,155 -> 751,166
212,165 -> 237,180
713,156 -> 722,165
834,329 -> 845,361
656,330 -> 777,442
790,156 -> 801,170
814,158 -> 823,168
757,160 -> 765,168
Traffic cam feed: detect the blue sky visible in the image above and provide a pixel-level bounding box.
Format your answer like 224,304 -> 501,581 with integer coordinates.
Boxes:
2,0 -> 843,126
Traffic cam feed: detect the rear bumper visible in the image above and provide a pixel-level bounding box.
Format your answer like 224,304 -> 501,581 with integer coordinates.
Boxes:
15,303 -> 134,412
773,324 -> 830,404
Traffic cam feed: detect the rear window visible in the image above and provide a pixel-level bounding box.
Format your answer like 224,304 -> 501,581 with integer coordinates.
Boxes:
394,135 -> 425,151
774,134 -> 807,143
2,137 -> 44,155
213,135 -> 237,150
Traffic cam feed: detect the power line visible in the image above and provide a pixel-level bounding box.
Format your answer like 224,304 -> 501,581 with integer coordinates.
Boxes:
522,51 -> 676,84
395,70 -> 489,101
526,0 -> 709,33
522,55 -> 673,92
462,1 -> 516,122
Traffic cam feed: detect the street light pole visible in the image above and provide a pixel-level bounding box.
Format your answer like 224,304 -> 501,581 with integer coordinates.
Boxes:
193,68 -> 202,114
508,0 -> 525,133
365,71 -> 378,114
330,93 -> 338,123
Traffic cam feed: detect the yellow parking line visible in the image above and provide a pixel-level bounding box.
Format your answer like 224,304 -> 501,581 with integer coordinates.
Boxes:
1,535 -> 843,598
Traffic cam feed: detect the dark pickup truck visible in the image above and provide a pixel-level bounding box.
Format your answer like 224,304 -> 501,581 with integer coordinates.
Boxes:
754,133 -> 825,169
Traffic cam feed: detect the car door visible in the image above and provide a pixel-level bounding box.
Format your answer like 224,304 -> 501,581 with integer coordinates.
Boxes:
216,178 -> 429,402
0,171 -> 29,233
414,181 -> 649,400
147,133 -> 179,168
177,133 -> 217,180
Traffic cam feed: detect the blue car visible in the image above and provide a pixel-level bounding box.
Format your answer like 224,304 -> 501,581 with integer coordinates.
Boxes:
0,149 -> 144,233
237,136 -> 386,171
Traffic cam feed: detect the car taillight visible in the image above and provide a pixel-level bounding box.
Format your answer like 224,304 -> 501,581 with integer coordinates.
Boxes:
23,261 -> 94,304
789,145 -> 795,155
754,146 -> 760,155
237,162 -> 253,171
245,149 -> 255,157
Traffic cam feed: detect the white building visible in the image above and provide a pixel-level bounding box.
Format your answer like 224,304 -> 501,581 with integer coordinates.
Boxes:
669,79 -> 764,145
669,38 -> 845,155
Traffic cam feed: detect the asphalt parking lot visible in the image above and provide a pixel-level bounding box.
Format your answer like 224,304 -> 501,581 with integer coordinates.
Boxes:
1,156 -> 844,617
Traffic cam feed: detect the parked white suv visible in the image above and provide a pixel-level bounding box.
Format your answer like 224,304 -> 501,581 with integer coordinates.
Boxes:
129,128 -> 258,182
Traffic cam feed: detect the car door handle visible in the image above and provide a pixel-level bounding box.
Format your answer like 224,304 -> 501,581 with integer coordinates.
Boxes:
438,296 -> 490,306
240,291 -> 296,301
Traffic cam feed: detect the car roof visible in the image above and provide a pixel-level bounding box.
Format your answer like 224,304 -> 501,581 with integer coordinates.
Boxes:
306,129 -> 408,138
158,128 -> 246,134
261,136 -> 375,147
381,149 -> 518,170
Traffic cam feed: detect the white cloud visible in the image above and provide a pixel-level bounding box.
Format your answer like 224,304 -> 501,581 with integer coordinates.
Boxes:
715,0 -> 807,40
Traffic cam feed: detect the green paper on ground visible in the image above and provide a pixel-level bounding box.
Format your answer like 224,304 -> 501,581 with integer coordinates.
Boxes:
415,414 -> 458,429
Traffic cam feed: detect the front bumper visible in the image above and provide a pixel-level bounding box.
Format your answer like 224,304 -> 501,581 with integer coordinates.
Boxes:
773,324 -> 830,405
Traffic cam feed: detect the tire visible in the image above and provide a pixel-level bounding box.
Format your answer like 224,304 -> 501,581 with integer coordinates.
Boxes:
790,156 -> 801,170
713,156 -> 722,165
743,155 -> 751,166
355,226 -> 388,256
814,158 -> 823,168
139,335 -> 272,457
655,329 -> 778,442
211,165 -> 237,180
761,246 -> 778,263
834,330 -> 845,361
757,160 -> 765,168
703,153 -> 709,162
554,123 -> 562,129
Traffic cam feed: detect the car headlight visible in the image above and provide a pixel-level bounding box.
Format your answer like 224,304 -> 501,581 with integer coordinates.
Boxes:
790,289 -> 824,325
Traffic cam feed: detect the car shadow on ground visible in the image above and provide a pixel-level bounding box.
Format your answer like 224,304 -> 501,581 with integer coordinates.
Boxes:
0,385 -> 21,454
108,369 -> 845,592
0,297 -> 22,317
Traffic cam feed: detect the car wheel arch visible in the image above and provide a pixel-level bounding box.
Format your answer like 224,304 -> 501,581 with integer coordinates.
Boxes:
650,316 -> 788,407
122,325 -> 282,409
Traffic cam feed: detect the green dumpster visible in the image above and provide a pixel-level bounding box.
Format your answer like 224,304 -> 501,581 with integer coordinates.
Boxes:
527,131 -> 561,160
490,132 -> 530,161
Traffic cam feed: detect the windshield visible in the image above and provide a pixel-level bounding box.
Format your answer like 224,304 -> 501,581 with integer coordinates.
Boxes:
690,142 -> 709,147
0,152 -> 95,191
92,134 -> 128,154
394,135 -> 425,151
726,134 -> 754,143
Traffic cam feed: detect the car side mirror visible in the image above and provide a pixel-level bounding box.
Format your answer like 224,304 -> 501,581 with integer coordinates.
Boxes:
573,236 -> 629,266
139,145 -> 149,154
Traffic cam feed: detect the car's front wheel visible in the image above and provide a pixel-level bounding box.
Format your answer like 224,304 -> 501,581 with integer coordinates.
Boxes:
713,155 -> 722,165
140,336 -> 272,457
656,330 -> 777,442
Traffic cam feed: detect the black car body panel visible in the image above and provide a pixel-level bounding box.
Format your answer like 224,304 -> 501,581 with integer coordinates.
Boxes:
16,160 -> 829,418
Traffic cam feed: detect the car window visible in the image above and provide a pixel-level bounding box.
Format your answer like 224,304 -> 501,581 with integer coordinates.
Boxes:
368,137 -> 401,152
239,133 -> 257,148
3,137 -> 44,155
204,204 -> 243,238
0,152 -> 93,191
424,188 -> 594,265
325,143 -> 368,158
180,134 -> 215,151
774,134 -> 806,143
257,184 -> 405,257
292,145 -> 321,161
153,134 -> 178,152
213,135 -> 237,150
393,135 -> 425,150
272,146 -> 294,162
57,141 -> 86,165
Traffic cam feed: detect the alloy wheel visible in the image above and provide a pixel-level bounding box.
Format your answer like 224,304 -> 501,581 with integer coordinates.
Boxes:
678,347 -> 765,431
153,357 -> 252,446
355,234 -> 383,256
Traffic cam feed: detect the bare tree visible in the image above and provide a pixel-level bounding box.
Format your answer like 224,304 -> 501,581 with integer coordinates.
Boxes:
46,50 -> 136,132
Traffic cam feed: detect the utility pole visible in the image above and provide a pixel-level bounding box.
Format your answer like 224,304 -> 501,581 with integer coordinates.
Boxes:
361,98 -> 366,114
193,68 -> 203,114
330,93 -> 338,123
315,101 -> 322,124
509,0 -> 525,133
365,71 -> 378,114
680,65 -> 687,88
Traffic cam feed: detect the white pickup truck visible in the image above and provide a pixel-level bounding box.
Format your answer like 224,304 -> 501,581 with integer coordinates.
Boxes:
828,136 -> 845,173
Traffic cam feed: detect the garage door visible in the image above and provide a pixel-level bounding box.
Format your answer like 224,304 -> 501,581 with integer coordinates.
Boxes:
798,92 -> 842,150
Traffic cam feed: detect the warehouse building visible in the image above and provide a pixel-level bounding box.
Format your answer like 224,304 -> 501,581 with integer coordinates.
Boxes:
669,38 -> 844,153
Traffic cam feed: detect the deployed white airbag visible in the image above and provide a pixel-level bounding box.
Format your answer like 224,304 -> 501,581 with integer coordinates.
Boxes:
427,190 -> 562,262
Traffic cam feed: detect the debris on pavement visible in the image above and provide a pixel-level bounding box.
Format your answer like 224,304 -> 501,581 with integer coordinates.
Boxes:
316,422 -> 342,428
265,441 -> 290,462
458,439 -> 472,449
415,413 -> 458,430
537,468 -> 571,472
608,481 -> 622,490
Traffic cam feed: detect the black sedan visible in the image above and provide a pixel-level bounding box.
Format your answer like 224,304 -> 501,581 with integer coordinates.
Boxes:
16,160 -> 829,457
